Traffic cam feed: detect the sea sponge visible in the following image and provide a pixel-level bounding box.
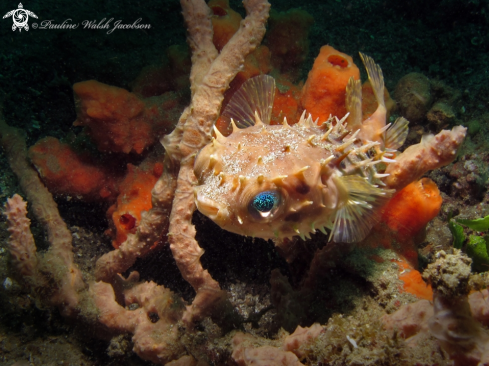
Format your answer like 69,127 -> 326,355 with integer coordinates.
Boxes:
106,161 -> 163,248
384,126 -> 467,191
73,80 -> 182,154
396,258 -> 433,301
208,0 -> 242,52
363,178 -> 443,267
382,178 -> 443,241
28,137 -> 120,201
269,78 -> 302,126
300,45 -> 360,123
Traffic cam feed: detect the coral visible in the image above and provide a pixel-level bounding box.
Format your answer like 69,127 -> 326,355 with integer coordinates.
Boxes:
4,195 -> 42,283
232,338 -> 303,365
229,325 -> 324,366
423,249 -> 472,297
300,45 -> 360,123
468,288 -> 489,326
386,250 -> 489,365
450,213 -> 489,271
382,299 -> 433,341
73,80 -> 183,154
314,302 -> 445,365
383,251 -> 489,365
28,136 -> 120,201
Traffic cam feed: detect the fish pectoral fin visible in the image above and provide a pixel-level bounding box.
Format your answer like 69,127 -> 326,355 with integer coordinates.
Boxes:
221,74 -> 276,129
384,117 -> 409,150
330,175 -> 394,243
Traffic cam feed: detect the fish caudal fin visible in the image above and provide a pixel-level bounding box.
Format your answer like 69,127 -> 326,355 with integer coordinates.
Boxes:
330,175 -> 393,243
221,75 -> 276,128
346,77 -> 363,132
359,52 -> 385,108
384,117 -> 409,150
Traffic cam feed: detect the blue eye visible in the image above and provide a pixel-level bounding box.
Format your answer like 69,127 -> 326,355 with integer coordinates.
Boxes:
249,190 -> 281,219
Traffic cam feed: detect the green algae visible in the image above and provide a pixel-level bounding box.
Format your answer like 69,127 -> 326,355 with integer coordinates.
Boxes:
450,214 -> 489,272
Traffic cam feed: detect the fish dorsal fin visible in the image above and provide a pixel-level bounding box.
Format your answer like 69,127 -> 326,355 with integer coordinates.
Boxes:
384,117 -> 409,150
221,74 -> 275,129
346,77 -> 363,132
359,52 -> 385,109
330,175 -> 393,243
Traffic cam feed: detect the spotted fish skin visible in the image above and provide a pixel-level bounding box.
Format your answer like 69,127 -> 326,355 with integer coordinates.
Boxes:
193,54 -> 407,243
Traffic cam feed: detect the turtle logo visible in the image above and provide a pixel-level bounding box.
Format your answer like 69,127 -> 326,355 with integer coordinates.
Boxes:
3,3 -> 38,32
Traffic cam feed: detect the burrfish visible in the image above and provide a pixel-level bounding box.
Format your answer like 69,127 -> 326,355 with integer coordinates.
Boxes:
193,53 -> 408,243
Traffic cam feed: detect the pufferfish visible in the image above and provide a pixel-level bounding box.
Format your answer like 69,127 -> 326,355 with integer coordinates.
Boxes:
193,53 -> 408,243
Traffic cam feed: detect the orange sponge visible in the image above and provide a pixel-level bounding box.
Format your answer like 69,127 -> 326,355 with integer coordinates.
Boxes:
106,162 -> 163,248
300,45 -> 360,123
270,78 -> 302,126
382,178 -> 443,242
363,178 -> 442,268
73,80 -> 181,154
396,258 -> 433,301
28,137 -> 120,201
209,0 -> 242,52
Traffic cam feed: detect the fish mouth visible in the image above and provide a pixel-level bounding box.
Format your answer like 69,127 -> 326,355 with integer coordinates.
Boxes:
194,188 -> 229,222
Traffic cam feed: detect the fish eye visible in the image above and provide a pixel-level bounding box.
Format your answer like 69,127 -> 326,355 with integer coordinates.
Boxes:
248,190 -> 281,219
